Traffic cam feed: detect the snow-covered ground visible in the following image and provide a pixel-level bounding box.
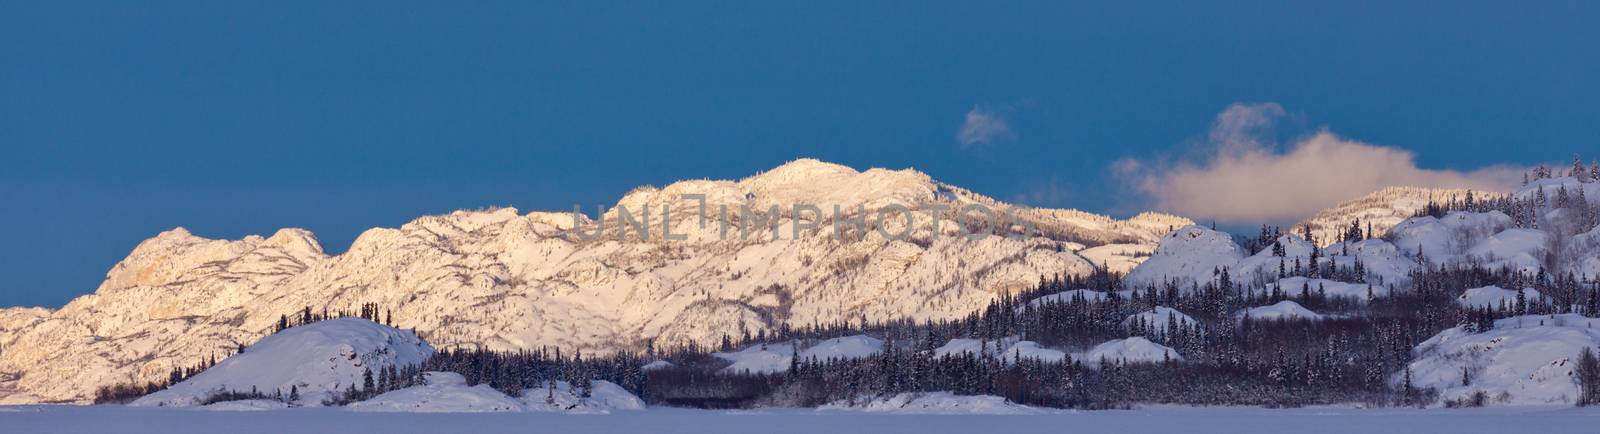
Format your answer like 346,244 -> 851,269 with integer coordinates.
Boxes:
4,405 -> 1598,434
820,392 -> 1043,414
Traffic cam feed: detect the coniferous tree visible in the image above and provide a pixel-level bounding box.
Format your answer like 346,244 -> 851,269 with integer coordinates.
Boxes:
1579,347 -> 1600,406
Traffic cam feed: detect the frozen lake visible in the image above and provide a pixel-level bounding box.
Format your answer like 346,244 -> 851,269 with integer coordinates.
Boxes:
4,405 -> 1600,434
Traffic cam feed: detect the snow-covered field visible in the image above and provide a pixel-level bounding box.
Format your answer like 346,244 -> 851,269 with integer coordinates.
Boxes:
3,405 -> 1598,434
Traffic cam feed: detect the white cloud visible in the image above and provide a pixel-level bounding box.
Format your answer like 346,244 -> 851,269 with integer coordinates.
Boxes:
957,104 -> 1016,148
1117,103 -> 1522,224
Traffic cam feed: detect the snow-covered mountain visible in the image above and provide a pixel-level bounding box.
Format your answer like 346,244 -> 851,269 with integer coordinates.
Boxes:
0,159 -> 1190,404
1122,178 -> 1600,292
1297,187 -> 1505,246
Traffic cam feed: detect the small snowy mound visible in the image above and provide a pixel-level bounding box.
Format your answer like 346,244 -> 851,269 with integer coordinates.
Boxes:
800,335 -> 884,360
714,343 -> 793,374
714,335 -> 884,374
934,337 -> 1018,358
1406,314 -> 1600,405
1237,301 -> 1323,322
521,380 -> 645,413
1000,341 -> 1068,363
819,392 -> 1042,415
131,318 -> 433,407
1077,337 -> 1180,367
347,372 -> 523,413
1123,225 -> 1246,288
1122,306 -> 1198,334
1455,286 -> 1546,309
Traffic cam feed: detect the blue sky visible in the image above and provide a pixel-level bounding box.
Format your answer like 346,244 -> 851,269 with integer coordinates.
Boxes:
2,2 -> 1596,307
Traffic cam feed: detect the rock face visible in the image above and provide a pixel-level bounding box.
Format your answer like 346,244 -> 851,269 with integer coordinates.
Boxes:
0,159 -> 1187,403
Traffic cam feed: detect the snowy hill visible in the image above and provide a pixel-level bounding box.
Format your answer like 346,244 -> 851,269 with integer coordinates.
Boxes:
0,159 -> 1192,404
1406,314 -> 1600,406
347,372 -> 646,413
521,379 -> 646,413
1076,337 -> 1180,366
1122,225 -> 1246,288
131,318 -> 432,407
1236,301 -> 1323,322
1122,306 -> 1198,334
348,372 -> 523,413
713,335 -> 885,374
1298,186 -> 1505,246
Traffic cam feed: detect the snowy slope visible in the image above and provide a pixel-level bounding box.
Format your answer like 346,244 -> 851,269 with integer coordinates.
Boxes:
1406,314 -> 1600,405
1122,225 -> 1246,288
714,343 -> 794,374
1571,225 -> 1600,280
1464,229 -> 1547,274
1273,277 -> 1385,300
1076,337 -> 1181,366
1516,177 -> 1600,204
348,372 -> 523,413
934,337 -> 1013,358
0,159 -> 1193,403
1389,211 -> 1514,262
1298,187 -> 1504,246
1029,289 -> 1100,305
521,380 -> 645,413
130,319 -> 432,407
1455,286 -> 1547,309
998,341 -> 1068,363
1122,307 -> 1198,333
1236,301 -> 1323,322
1077,243 -> 1155,274
714,335 -> 885,374
1233,236 -> 1414,287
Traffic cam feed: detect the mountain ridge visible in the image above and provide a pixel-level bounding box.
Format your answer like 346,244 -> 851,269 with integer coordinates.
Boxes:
0,159 -> 1189,404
